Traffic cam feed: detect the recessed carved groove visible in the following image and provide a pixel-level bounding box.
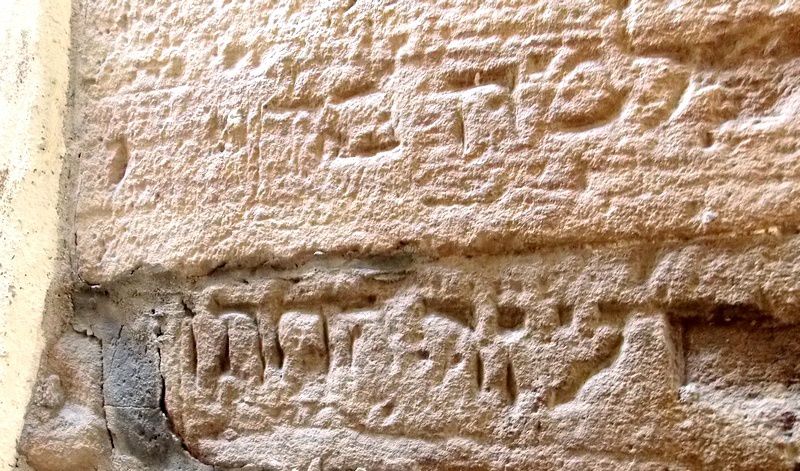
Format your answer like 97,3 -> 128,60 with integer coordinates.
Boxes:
331,82 -> 378,104
425,297 -> 475,330
284,290 -> 385,312
349,135 -> 400,158
322,314 -> 331,373
497,303 -> 526,330
274,330 -> 285,370
666,301 -> 770,323
445,63 -> 517,91
455,104 -> 466,155
596,301 -> 630,324
263,95 -> 325,113
475,351 -> 484,391
679,309 -> 800,388
107,135 -> 131,185
348,324 -> 361,366
554,89 -> 630,132
219,330 -> 230,375
505,360 -> 518,404
186,322 -> 197,377
254,323 -> 266,383
556,303 -> 573,327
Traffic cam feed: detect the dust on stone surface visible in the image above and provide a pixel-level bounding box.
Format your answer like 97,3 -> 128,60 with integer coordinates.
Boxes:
70,0 -> 800,282
15,0 -> 800,470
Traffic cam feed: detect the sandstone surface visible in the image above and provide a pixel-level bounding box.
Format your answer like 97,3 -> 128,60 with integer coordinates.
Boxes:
71,0 -> 800,282
16,0 -> 800,469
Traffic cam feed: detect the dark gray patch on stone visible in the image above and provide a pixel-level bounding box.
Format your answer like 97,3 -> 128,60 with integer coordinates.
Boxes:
104,326 -> 161,408
106,406 -> 171,463
106,405 -> 213,470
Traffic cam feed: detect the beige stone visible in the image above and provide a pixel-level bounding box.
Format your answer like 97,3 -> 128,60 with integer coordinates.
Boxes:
70,0 -> 800,282
0,0 -> 71,467
15,0 -> 800,469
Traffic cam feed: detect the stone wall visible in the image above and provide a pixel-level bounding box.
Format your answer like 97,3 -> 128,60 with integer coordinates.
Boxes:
17,0 -> 800,469
0,0 -> 71,467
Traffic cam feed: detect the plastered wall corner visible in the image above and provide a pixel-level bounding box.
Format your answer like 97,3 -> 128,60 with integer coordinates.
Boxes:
0,0 -> 72,467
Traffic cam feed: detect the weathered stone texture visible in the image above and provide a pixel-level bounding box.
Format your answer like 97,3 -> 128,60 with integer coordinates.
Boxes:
25,235 -> 800,469
72,0 -> 800,281
17,0 -> 800,469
